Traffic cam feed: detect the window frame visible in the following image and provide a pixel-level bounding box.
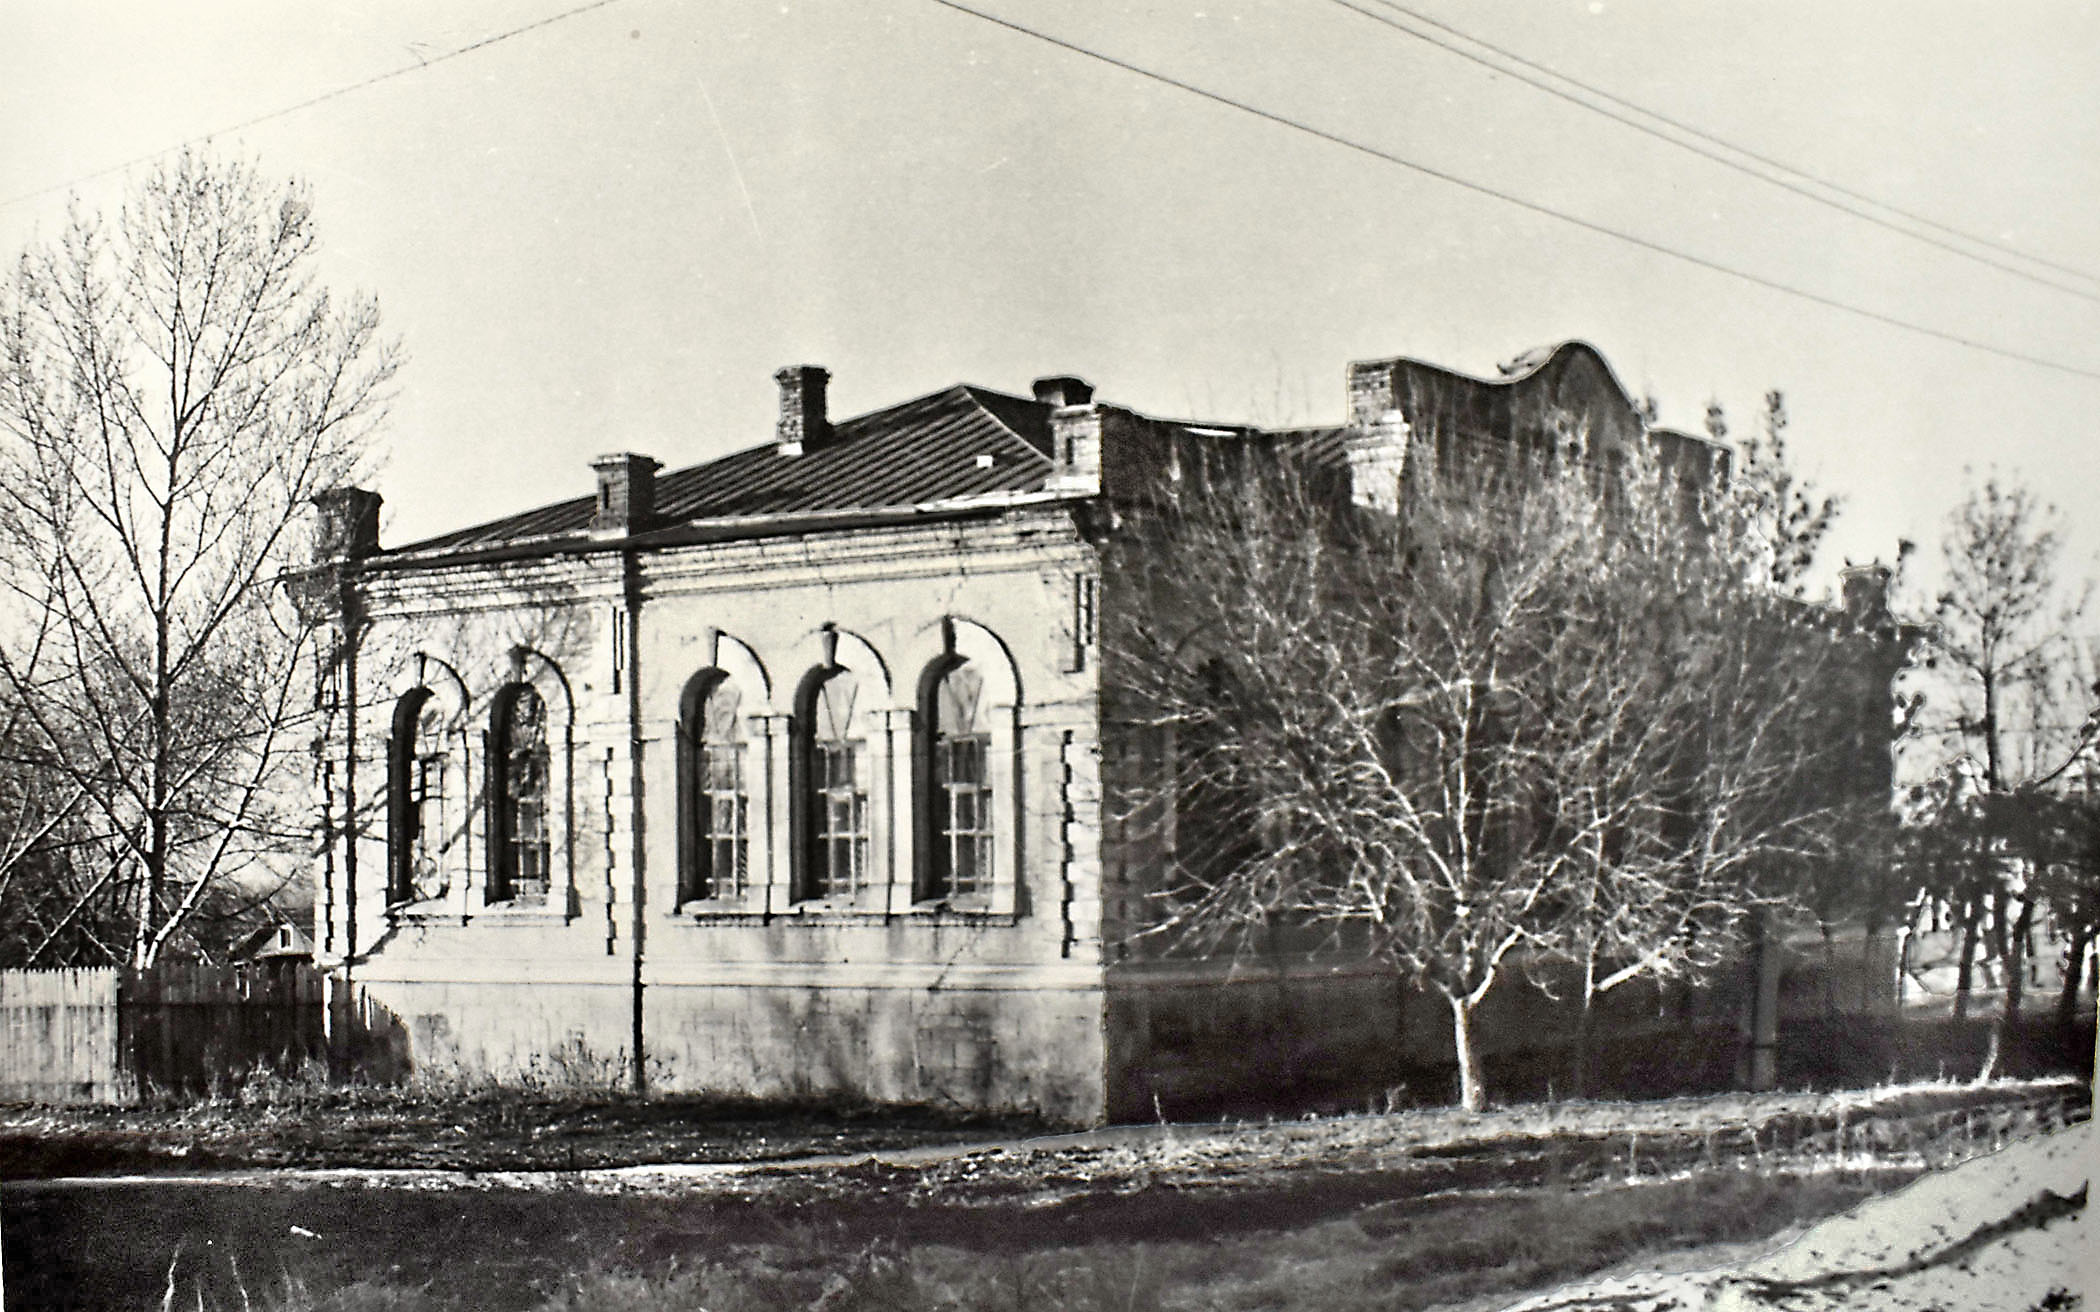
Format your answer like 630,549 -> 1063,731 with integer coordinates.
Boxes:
387,688 -> 437,907
676,672 -> 751,907
917,657 -> 996,906
487,682 -> 553,907
792,667 -> 871,904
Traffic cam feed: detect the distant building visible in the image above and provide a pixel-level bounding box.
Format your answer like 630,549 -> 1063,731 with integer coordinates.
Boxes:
229,919 -> 314,986
294,342 -> 1898,1121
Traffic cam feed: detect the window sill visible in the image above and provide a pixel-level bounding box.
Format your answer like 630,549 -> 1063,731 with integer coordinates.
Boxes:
910,897 -> 993,914
462,898 -> 570,923
673,897 -> 759,917
785,897 -> 883,915
908,902 -> 1014,925
654,896 -> 1019,926
792,901 -> 1019,927
384,900 -> 570,926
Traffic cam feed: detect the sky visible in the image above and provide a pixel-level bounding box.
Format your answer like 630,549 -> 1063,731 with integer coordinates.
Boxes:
4,0 -> 2097,610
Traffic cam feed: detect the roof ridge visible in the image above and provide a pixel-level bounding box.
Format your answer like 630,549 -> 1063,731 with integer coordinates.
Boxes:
387,378 -> 1056,556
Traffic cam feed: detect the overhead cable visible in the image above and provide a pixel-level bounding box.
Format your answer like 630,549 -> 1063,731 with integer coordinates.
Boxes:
0,0 -> 629,210
925,0 -> 2100,384
1332,0 -> 2100,302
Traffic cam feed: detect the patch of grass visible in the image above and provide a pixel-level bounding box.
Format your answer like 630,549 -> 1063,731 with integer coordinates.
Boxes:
0,1083 -> 1054,1179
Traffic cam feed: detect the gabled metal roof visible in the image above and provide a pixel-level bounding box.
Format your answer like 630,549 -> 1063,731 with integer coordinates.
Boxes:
392,383 -> 1057,557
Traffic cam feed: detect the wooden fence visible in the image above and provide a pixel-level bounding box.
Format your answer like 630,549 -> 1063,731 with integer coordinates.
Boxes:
119,962 -> 328,1098
0,968 -> 122,1103
0,963 -> 407,1103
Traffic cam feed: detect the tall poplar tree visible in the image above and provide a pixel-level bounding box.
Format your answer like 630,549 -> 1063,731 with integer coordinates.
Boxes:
0,152 -> 396,966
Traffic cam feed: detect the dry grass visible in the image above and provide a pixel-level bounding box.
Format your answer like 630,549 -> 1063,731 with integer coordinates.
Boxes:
40,1079 -> 2081,1312
163,1168 -> 1916,1312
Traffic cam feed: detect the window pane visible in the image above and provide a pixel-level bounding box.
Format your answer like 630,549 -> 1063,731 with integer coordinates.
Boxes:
414,753 -> 447,901
815,671 -> 859,740
701,679 -> 743,743
687,711 -> 748,902
929,723 -> 993,902
500,686 -> 551,903
803,672 -> 867,901
935,663 -> 984,736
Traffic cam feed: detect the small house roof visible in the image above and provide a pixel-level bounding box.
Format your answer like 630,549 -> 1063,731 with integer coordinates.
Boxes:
230,920 -> 313,962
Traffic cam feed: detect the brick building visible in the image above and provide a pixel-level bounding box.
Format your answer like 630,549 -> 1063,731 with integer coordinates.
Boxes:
298,341 -> 1893,1121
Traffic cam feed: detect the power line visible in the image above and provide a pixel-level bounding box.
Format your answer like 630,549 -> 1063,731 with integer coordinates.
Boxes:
0,0 -> 628,210
924,0 -> 2100,384
1331,0 -> 2100,304
1346,0 -> 2100,291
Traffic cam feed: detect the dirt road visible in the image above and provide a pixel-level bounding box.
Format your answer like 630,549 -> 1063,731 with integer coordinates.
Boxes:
3,1079 -> 2086,1311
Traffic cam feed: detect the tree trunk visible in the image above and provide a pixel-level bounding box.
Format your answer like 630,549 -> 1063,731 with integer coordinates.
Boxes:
1737,914 -> 1780,1091
1893,919 -> 1913,1013
1572,995 -> 1597,1100
1984,892 -> 2033,1086
1954,897 -> 1981,1020
2058,928 -> 2091,1030
1449,993 -> 1487,1112
1571,952 -> 1598,1099
1820,920 -> 1839,1015
2002,894 -> 2034,1021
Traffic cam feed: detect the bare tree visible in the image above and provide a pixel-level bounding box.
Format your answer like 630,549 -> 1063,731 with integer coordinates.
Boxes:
0,151 -> 396,967
2007,750 -> 2100,1032
2046,763 -> 2100,1029
1915,476 -> 2094,1041
1104,421 -> 1861,1110
1710,390 -> 1843,598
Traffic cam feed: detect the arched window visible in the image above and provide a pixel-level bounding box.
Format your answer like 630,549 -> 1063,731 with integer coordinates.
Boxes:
920,660 -> 993,903
488,684 -> 550,905
386,689 -> 450,905
677,673 -> 748,904
795,668 -> 867,901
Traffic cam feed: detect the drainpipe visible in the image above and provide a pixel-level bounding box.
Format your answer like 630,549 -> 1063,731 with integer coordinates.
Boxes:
341,617 -> 359,983
622,547 -> 649,1095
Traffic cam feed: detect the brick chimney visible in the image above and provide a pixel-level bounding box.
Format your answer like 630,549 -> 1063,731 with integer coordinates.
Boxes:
775,365 -> 830,456
310,488 -> 381,563
1038,376 -> 1102,493
1840,561 -> 1892,629
590,453 -> 660,536
1032,375 -> 1094,410
1344,360 -> 1408,513
1347,359 -> 1402,429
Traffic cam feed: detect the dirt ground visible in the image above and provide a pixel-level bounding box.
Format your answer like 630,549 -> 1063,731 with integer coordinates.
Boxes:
3,1079 -> 2086,1310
